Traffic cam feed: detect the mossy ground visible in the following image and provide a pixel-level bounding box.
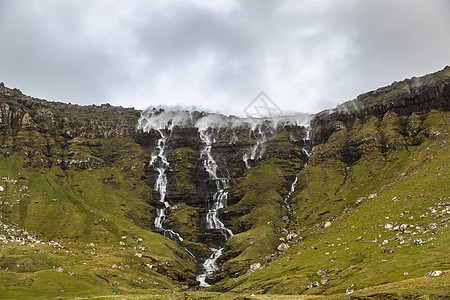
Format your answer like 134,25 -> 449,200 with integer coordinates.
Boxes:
1,77 -> 449,299
0,138 -> 198,299
209,110 -> 449,299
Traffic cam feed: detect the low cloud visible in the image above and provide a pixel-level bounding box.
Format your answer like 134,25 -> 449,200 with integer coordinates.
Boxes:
0,0 -> 449,115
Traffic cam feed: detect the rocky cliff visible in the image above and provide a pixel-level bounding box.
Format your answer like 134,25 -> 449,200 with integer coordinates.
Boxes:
0,67 -> 449,299
311,66 -> 450,146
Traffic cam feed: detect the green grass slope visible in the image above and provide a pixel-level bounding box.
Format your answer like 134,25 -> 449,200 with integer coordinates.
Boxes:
212,110 -> 449,299
0,99 -> 198,299
0,153 -> 197,299
1,69 -> 449,299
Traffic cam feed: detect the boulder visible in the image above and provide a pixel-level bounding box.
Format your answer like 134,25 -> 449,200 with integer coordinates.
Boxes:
424,270 -> 442,277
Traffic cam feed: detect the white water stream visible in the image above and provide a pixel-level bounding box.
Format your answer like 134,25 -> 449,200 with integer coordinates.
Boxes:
243,123 -> 273,169
283,129 -> 311,212
151,129 -> 184,242
283,176 -> 298,212
197,129 -> 234,287
196,247 -> 224,287
137,109 -> 313,287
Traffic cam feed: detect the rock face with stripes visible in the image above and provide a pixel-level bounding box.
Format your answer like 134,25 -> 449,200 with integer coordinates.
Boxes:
1,67 -> 448,290
137,109 -> 312,286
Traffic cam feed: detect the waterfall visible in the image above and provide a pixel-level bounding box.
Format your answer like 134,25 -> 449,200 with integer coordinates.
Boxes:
196,247 -> 224,287
137,108 -> 314,286
196,128 -> 234,287
283,176 -> 298,212
243,123 -> 272,168
137,110 -> 191,243
283,128 -> 311,212
151,129 -> 184,242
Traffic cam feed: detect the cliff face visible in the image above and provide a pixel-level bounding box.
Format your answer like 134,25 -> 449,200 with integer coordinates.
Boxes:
0,83 -> 201,293
0,67 -> 449,298
0,83 -> 141,169
311,66 -> 450,146
134,110 -> 311,266
0,82 -> 139,136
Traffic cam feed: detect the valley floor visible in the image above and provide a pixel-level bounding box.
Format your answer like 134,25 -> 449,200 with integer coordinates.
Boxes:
16,270 -> 448,300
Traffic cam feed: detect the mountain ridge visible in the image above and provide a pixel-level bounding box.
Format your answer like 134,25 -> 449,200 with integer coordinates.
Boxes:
0,67 -> 449,299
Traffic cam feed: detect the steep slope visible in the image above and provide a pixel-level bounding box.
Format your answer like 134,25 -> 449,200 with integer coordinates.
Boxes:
0,66 -> 449,299
214,109 -> 449,297
0,86 -> 197,299
134,110 -> 311,286
209,67 -> 450,298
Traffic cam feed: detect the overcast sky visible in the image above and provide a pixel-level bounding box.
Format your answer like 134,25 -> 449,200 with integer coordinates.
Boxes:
0,0 -> 449,116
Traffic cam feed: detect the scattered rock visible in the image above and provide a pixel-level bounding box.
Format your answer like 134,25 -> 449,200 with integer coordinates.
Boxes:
247,262 -> 262,274
55,267 -> 65,272
414,239 -> 425,245
136,244 -> 147,252
346,287 -> 354,294
277,243 -> 290,252
286,232 -> 298,240
424,270 -> 442,277
382,248 -> 395,253
306,281 -> 320,289
427,223 -> 438,230
324,221 -> 332,228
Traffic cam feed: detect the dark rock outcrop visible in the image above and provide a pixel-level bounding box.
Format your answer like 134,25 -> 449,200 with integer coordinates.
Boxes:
311,66 -> 450,146
1,66 -> 449,289
0,84 -> 141,169
0,84 -> 140,138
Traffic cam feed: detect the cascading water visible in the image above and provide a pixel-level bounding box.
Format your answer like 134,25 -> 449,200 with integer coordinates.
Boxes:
283,127 -> 311,212
196,247 -> 223,287
284,177 -> 298,212
198,129 -> 234,238
196,128 -> 234,287
137,109 -> 313,286
243,124 -> 269,168
150,129 -> 184,242
137,110 -> 195,243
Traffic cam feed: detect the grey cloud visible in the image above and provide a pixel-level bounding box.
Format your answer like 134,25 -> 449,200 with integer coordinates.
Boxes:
0,1 -> 128,104
0,0 -> 449,115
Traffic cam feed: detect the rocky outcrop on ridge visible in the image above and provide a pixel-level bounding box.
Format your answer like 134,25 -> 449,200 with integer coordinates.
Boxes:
311,66 -> 450,146
0,66 -> 449,293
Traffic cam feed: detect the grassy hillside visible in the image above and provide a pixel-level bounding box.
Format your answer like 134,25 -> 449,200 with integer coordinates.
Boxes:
212,109 -> 449,299
0,151 -> 198,299
0,101 -> 198,299
0,68 -> 449,299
